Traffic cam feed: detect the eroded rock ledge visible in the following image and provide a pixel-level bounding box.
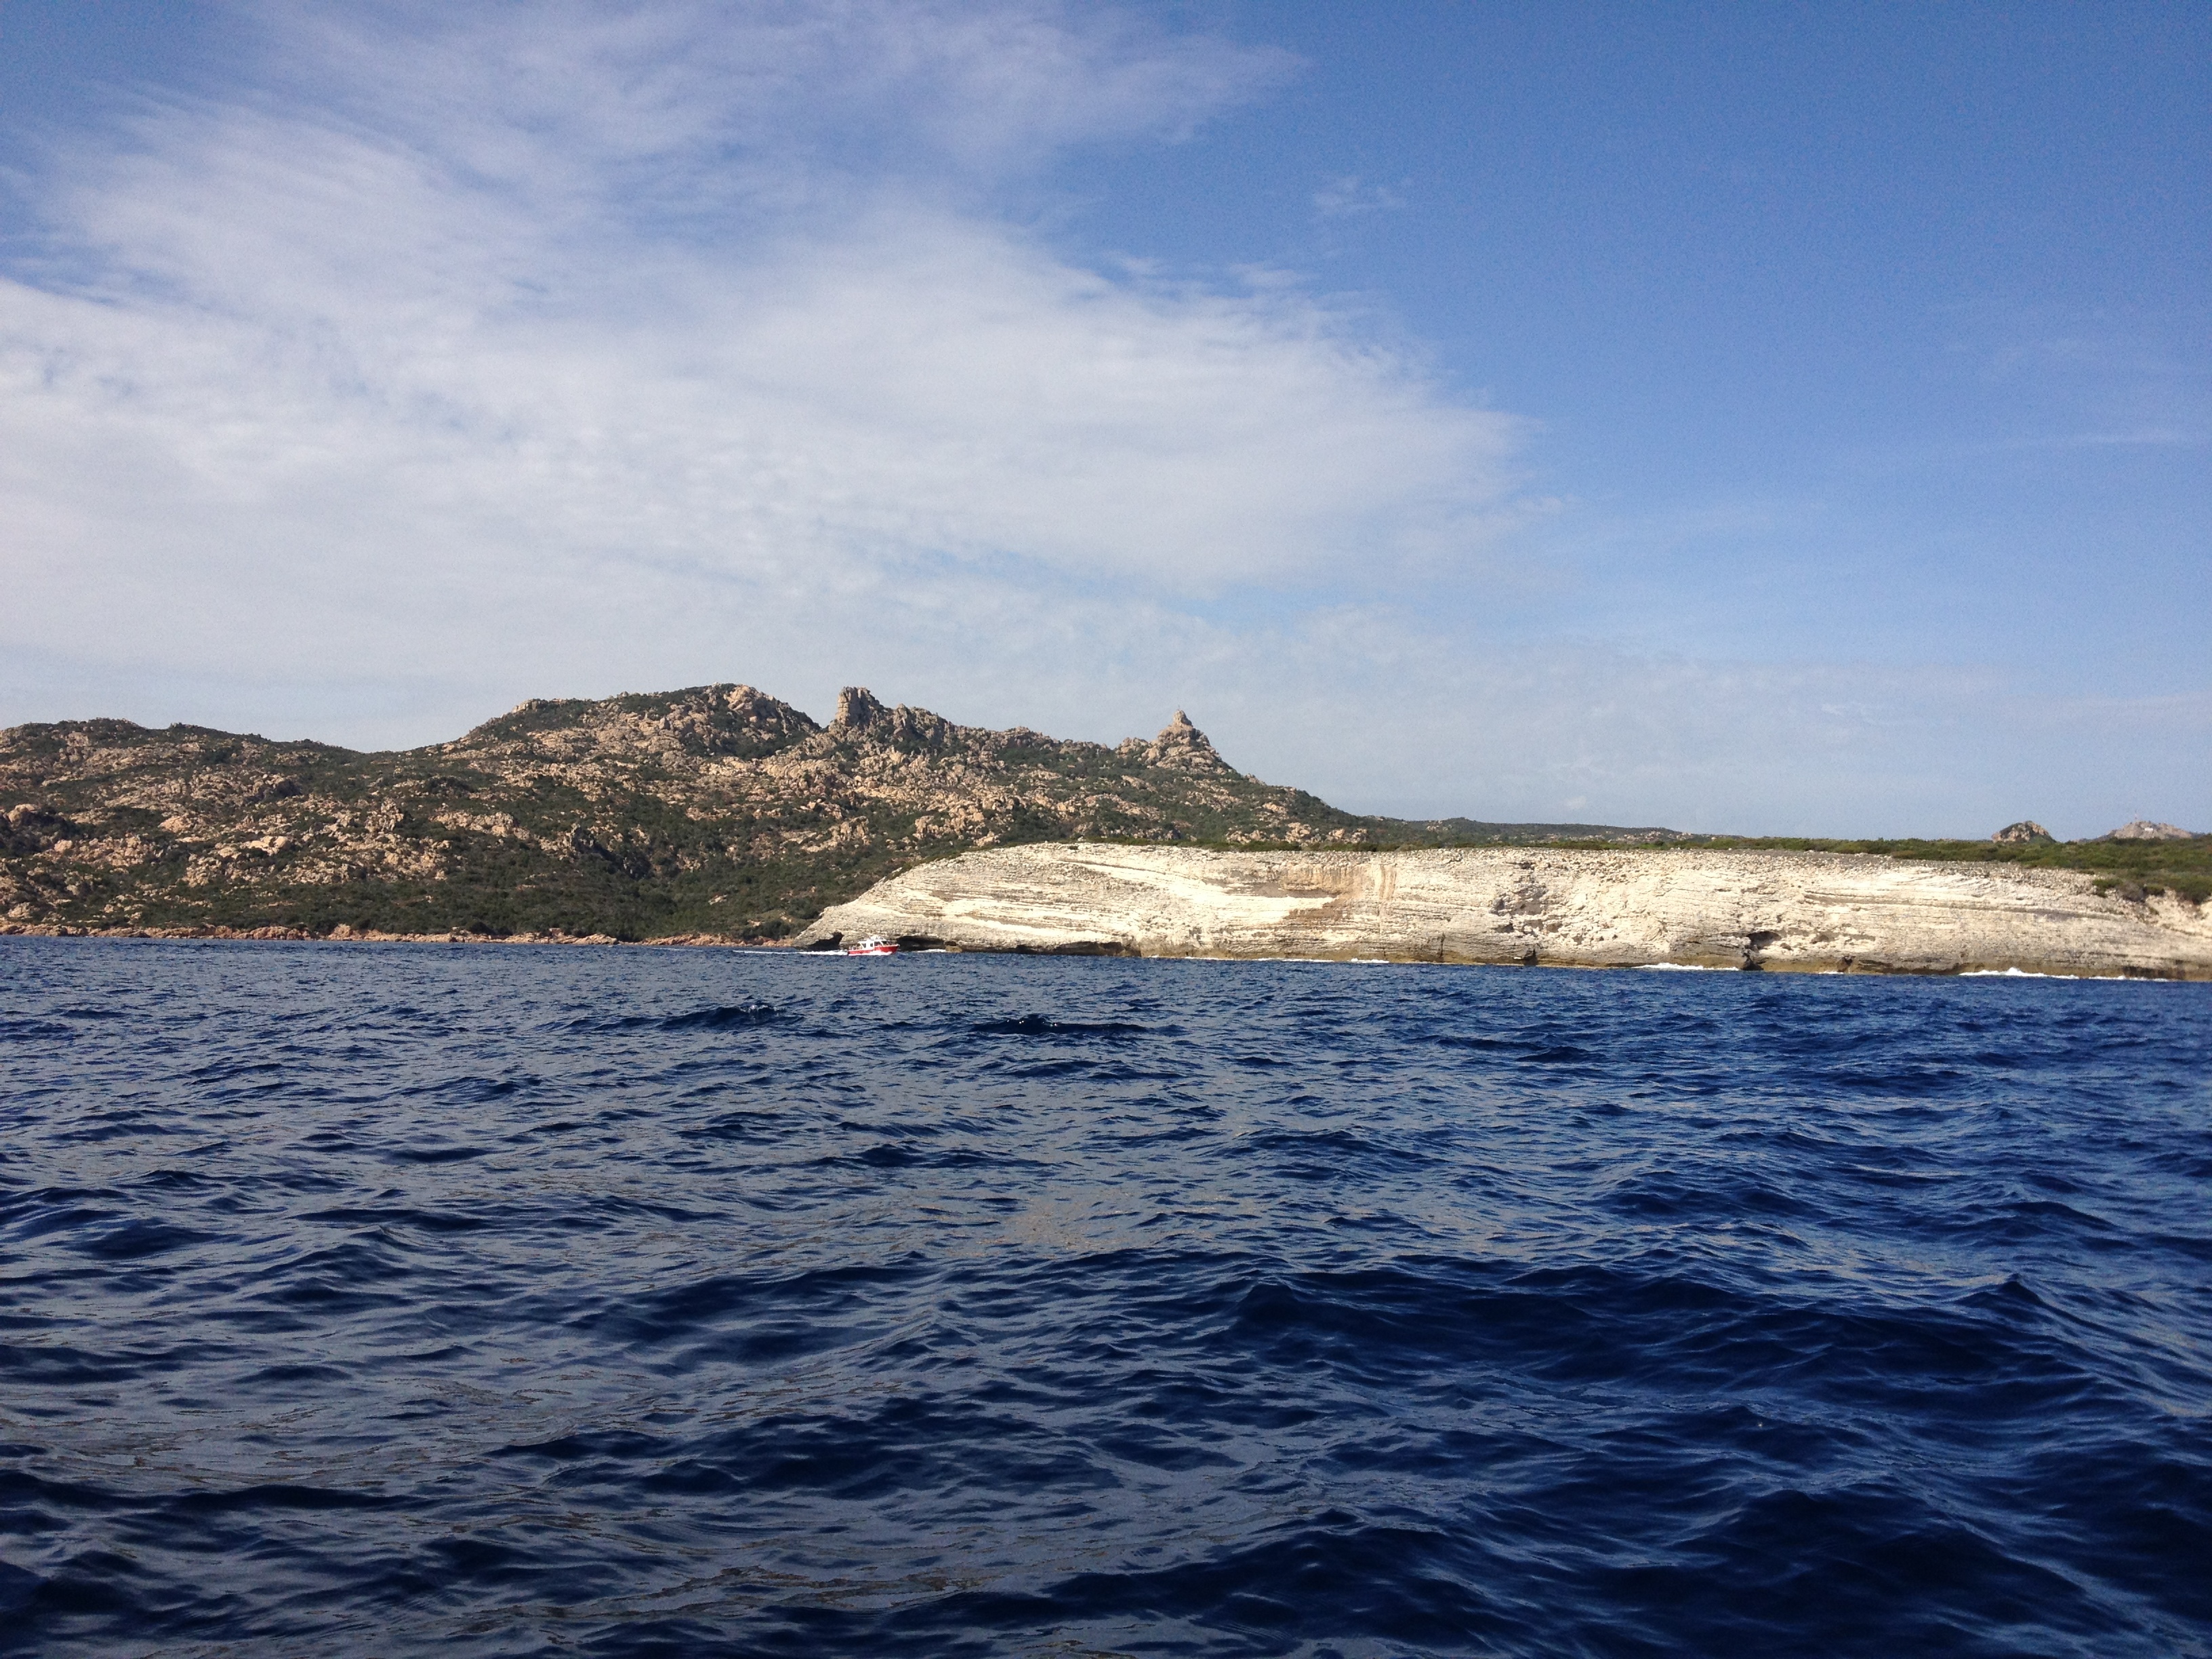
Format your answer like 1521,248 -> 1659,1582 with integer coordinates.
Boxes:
792,844 -> 2212,979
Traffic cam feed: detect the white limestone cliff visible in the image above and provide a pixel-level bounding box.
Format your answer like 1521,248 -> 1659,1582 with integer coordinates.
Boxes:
793,843 -> 2212,979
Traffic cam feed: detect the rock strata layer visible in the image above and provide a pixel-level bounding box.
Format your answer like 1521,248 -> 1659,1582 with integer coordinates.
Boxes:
794,844 -> 2212,979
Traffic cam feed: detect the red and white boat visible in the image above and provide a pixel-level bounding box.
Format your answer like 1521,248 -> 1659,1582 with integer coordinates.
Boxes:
845,936 -> 899,956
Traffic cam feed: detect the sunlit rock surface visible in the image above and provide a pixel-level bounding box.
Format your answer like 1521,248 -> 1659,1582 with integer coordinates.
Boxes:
795,843 -> 2212,979
2104,820 -> 2193,842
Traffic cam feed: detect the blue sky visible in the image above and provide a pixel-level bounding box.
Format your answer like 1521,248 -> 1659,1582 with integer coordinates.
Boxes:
1,1 -> 2204,836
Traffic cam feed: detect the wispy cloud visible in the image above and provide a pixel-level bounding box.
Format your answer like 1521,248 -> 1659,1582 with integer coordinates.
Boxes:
1973,428 -> 2209,452
1311,173 -> 1406,218
0,1 -> 2200,838
1,3 -> 1515,705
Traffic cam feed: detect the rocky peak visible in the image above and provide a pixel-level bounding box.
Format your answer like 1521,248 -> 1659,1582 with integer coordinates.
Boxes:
1992,821 -> 2055,844
2106,820 -> 2193,842
832,687 -> 888,732
829,687 -> 956,751
1126,710 -> 1231,775
691,685 -> 818,754
456,684 -> 820,762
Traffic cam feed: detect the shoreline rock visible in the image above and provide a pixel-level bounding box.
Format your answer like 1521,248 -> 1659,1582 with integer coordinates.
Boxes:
0,922 -> 774,948
792,844 -> 2212,981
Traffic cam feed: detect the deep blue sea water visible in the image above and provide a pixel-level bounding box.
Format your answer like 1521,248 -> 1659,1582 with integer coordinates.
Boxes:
1,939 -> 2208,1658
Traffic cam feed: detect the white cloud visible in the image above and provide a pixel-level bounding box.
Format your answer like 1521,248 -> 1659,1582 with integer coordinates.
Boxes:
1312,174 -> 1406,218
1,2 -> 1516,682
1,1 -> 2202,840
280,0 -> 1295,182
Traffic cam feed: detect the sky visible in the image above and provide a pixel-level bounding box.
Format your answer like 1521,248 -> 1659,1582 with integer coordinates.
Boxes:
1,0 -> 2205,837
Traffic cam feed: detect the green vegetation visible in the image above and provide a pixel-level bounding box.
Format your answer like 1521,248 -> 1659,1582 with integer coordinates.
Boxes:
1588,833 -> 2212,905
1090,830 -> 2209,905
6,689 -> 2200,939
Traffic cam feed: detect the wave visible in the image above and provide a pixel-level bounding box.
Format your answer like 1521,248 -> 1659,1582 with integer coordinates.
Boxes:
1,937 -> 2206,1656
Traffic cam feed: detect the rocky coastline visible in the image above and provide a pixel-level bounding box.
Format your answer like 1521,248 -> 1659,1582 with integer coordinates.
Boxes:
6,684 -> 2203,958
0,687 -> 1679,942
794,843 -> 2212,979
0,920 -> 766,947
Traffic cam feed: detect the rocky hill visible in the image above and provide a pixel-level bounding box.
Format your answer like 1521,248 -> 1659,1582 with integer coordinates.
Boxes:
0,684 -> 1683,941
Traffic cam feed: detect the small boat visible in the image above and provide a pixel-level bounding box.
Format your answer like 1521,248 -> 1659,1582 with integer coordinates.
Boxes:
845,936 -> 899,956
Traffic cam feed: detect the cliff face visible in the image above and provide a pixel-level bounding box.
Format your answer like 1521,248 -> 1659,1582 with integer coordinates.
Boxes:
793,844 -> 2212,980
0,685 -> 1671,941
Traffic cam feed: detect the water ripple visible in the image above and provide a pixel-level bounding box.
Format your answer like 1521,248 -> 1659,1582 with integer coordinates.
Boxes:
0,938 -> 2206,1656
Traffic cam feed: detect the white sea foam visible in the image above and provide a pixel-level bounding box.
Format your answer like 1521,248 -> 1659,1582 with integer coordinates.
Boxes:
1958,967 -> 2163,982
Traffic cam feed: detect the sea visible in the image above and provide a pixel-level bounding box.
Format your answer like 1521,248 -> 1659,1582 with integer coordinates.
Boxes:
1,938 -> 2207,1658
